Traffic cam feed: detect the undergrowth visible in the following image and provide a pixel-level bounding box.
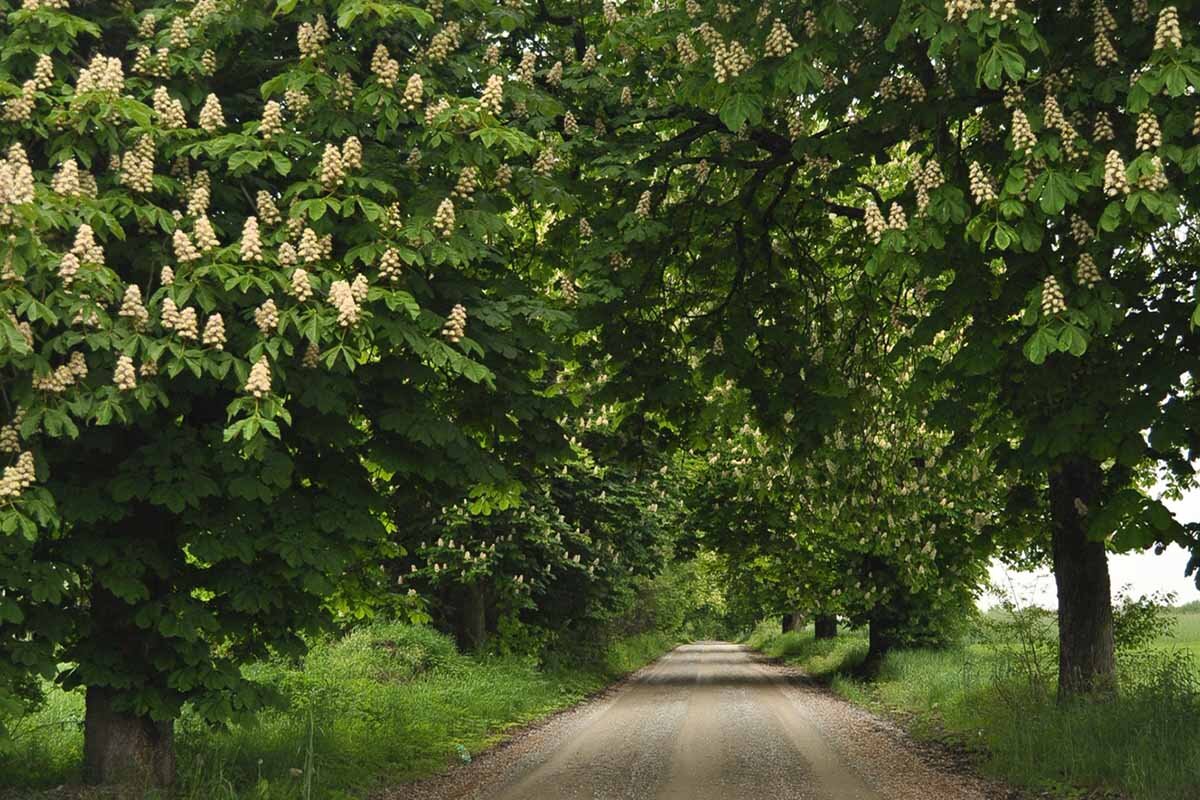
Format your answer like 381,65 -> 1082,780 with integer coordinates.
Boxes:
0,623 -> 675,800
746,610 -> 1200,800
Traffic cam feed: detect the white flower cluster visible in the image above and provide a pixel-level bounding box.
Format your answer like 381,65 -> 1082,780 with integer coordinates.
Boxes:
371,45 -> 400,87
240,216 -> 263,262
677,33 -> 699,64
1138,155 -> 1168,192
379,249 -> 403,282
915,159 -> 944,215
453,166 -> 479,198
298,227 -> 323,263
202,313 -> 225,349
0,410 -> 23,454
946,0 -> 983,22
1011,109 -> 1036,154
518,50 -> 537,85
71,223 -> 105,266
603,0 -> 619,25
198,93 -> 225,132
990,0 -> 1017,20
426,22 -> 461,63
51,158 -> 84,198
117,136 -> 155,193
255,298 -> 279,334
291,267 -> 314,300
636,190 -> 652,218
32,354 -> 85,394
579,218 -> 592,238
1135,112 -> 1161,150
153,86 -> 187,129
1103,149 -> 1129,196
560,275 -> 579,304
351,273 -> 369,303
188,171 -> 211,215
1041,275 -> 1066,315
888,203 -> 908,232
114,354 -> 137,391
194,215 -> 219,251
257,191 -> 282,225
260,100 -> 284,139
76,55 -> 124,95
714,40 -> 753,83
1075,254 -> 1101,288
119,285 -> 150,329
245,356 -> 272,398
0,146 -> 35,220
175,306 -> 199,340
403,73 -> 424,111
532,148 -> 559,177
495,163 -> 513,188
169,16 -> 190,49
433,198 -> 456,236
1154,6 -> 1182,50
864,201 -> 887,243
329,280 -> 360,327
319,143 -> 345,190
563,112 -> 578,136
173,229 -> 200,262
1069,214 -> 1094,245
0,452 -> 35,501
297,15 -> 330,58
302,341 -> 320,368
425,97 -> 450,126
481,74 -> 505,114
764,20 -> 797,58
969,161 -> 996,204
442,304 -> 467,343
2,76 -> 39,123
342,137 -> 362,171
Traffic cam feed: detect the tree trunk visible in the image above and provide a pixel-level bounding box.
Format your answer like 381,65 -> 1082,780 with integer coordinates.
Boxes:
84,688 -> 175,788
1050,458 -> 1116,700
781,611 -> 803,633
866,611 -> 896,671
456,581 -> 488,652
814,614 -> 837,640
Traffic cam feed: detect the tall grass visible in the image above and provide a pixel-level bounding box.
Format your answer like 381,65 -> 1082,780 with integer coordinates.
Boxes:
0,623 -> 676,799
747,614 -> 1200,800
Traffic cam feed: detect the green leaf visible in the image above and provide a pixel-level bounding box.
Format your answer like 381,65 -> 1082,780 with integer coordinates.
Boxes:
718,93 -> 763,133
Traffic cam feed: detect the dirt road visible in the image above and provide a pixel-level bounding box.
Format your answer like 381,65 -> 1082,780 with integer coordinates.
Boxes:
391,642 -> 993,800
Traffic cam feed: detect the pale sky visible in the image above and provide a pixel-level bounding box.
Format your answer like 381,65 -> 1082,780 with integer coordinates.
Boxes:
982,484 -> 1200,609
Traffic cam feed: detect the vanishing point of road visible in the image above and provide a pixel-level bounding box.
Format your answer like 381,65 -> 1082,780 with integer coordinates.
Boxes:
391,643 -> 994,800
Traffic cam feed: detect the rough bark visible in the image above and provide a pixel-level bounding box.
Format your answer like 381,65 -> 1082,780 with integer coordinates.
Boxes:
781,611 -> 804,633
83,688 -> 175,788
456,581 -> 488,652
1050,457 -> 1116,699
814,614 -> 837,640
866,610 -> 896,671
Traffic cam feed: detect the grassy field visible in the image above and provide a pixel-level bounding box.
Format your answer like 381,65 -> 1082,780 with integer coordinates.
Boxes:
747,610 -> 1200,800
0,623 -> 676,799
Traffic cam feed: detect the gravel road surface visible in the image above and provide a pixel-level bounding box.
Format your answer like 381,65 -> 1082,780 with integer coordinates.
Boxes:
384,642 -> 995,800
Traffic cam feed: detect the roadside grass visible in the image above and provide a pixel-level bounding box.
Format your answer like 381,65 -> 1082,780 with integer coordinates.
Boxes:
747,615 -> 1200,800
0,623 -> 676,800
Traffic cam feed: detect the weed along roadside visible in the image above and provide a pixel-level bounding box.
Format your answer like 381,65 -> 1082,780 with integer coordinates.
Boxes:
1,624 -> 680,799
745,599 -> 1200,800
